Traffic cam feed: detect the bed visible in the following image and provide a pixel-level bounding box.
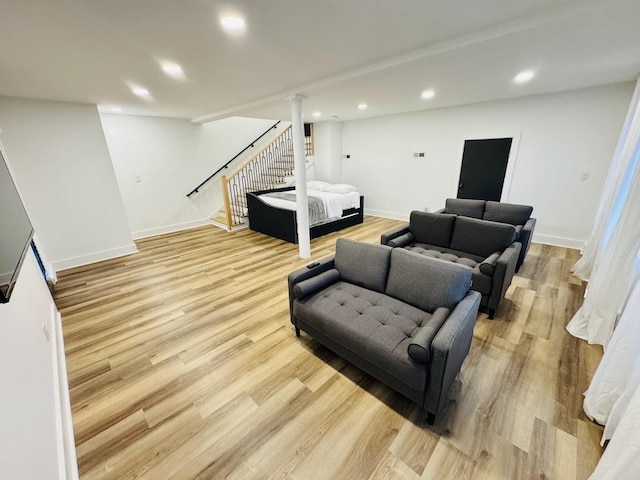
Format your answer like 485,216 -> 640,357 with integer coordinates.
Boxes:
246,181 -> 364,244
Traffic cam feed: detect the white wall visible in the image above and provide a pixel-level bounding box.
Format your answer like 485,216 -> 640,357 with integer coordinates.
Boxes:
338,82 -> 634,248
313,121 -> 343,183
100,115 -> 281,238
0,250 -> 77,480
0,96 -> 136,271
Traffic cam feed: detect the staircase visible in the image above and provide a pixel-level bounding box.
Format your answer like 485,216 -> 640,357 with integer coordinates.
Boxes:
212,124 -> 313,230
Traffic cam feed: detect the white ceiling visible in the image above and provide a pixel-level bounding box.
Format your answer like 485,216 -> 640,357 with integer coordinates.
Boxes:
1,0 -> 639,123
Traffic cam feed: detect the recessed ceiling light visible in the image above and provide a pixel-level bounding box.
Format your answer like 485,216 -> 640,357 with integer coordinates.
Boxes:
514,70 -> 535,84
110,107 -> 123,113
132,87 -> 150,97
357,103 -> 368,111
421,89 -> 435,100
220,15 -> 246,31
312,112 -> 322,118
161,62 -> 185,78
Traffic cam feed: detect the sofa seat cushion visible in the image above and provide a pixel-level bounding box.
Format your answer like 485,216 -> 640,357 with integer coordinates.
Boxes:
403,243 -> 484,265
293,281 -> 431,391
401,244 -> 491,295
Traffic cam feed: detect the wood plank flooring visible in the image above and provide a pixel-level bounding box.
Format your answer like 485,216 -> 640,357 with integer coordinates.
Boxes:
54,217 -> 604,479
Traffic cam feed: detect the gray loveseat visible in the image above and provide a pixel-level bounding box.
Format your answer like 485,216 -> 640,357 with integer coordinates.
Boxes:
288,238 -> 481,424
381,211 -> 520,319
438,198 -> 535,271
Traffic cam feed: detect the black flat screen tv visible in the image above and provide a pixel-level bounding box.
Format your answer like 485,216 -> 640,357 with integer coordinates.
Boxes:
0,147 -> 34,303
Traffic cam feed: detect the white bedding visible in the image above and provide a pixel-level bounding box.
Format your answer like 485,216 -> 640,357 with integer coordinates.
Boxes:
259,189 -> 360,221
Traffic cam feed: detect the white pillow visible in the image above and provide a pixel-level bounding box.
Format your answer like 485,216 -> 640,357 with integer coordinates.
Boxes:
324,183 -> 358,194
307,180 -> 331,191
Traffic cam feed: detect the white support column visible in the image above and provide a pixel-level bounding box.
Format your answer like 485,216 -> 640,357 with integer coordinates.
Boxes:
287,94 -> 310,258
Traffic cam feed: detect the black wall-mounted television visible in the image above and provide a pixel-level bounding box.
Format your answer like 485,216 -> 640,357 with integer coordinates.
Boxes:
0,147 -> 35,303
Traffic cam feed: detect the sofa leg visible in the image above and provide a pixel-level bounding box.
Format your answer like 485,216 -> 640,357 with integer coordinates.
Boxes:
427,412 -> 436,425
295,326 -> 300,337
488,308 -> 496,320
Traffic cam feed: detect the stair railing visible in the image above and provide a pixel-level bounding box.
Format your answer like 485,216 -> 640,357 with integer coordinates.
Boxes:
222,125 -> 295,228
186,120 -> 281,198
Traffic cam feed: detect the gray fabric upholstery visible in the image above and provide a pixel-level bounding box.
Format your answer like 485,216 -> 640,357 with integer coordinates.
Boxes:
293,269 -> 341,300
483,201 -> 533,226
289,239 -> 482,421
444,198 -> 485,218
381,211 -> 522,314
403,243 -> 484,264
386,248 -> 472,313
335,238 -> 391,294
470,268 -> 492,295
407,307 -> 450,363
514,224 -> 523,240
437,198 -> 536,271
380,225 -> 410,246
424,291 -> 481,415
388,232 -> 415,248
399,244 -> 491,295
287,256 -> 336,326
408,211 -> 456,248
479,252 -> 501,276
294,282 -> 429,391
517,218 -> 536,270
450,217 -> 516,259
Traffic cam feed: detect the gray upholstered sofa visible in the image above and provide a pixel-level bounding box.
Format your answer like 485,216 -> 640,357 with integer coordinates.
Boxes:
381,211 -> 520,319
437,198 -> 535,271
288,238 -> 481,424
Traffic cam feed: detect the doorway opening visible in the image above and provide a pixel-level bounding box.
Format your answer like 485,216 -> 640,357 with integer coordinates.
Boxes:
457,136 -> 518,201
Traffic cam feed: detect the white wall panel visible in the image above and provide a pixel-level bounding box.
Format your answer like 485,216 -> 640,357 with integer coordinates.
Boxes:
341,82 -> 633,247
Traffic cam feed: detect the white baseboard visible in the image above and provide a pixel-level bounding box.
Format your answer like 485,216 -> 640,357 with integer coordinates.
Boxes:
132,218 -> 212,240
364,209 -> 410,222
51,307 -> 79,480
532,234 -> 585,250
53,243 -> 138,271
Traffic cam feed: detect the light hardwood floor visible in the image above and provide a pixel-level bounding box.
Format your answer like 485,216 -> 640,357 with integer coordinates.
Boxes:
55,216 -> 604,480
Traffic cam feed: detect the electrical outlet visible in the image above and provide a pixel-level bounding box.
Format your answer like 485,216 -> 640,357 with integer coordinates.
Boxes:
413,152 -> 425,158
135,175 -> 142,183
580,172 -> 590,181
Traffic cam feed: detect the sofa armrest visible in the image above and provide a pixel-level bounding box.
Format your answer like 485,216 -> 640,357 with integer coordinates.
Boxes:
287,256 -> 335,325
517,218 -> 536,270
380,225 -> 410,246
478,252 -> 501,275
293,269 -> 340,300
388,232 -> 415,248
487,242 -> 521,313
424,290 -> 481,418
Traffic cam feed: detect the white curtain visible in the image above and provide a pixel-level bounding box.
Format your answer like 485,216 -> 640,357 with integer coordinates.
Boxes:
587,278 -> 640,480
563,77 -> 640,479
566,77 -> 640,346
571,77 -> 640,281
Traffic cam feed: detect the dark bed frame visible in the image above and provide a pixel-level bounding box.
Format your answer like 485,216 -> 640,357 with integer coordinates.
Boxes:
246,186 -> 364,244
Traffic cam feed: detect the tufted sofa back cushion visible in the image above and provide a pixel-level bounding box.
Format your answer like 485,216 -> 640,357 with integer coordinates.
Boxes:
334,238 -> 392,294
386,248 -> 472,313
409,211 -> 456,248
444,198 -> 486,218
483,201 -> 533,226
450,217 -> 516,258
